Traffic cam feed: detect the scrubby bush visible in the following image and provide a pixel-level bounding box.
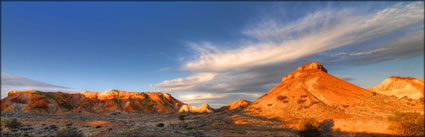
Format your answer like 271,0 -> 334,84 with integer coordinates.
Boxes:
297,99 -> 306,104
156,123 -> 164,127
56,127 -> 83,137
118,129 -> 145,137
319,119 -> 334,133
296,118 -> 321,137
388,111 -> 424,137
5,118 -> 22,129
277,96 -> 287,101
179,115 -> 185,124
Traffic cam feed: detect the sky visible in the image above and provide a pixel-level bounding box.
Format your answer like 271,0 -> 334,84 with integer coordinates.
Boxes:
1,2 -> 424,108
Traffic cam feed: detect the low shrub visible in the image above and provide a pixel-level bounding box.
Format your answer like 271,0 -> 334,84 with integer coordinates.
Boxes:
156,123 -> 164,127
296,118 -> 321,137
56,127 -> 83,137
179,115 -> 185,123
5,118 -> 22,129
388,111 -> 424,137
277,96 -> 287,101
297,99 -> 306,104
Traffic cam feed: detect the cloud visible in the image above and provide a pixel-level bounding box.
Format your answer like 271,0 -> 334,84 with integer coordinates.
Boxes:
183,2 -> 423,73
154,2 -> 424,106
1,72 -> 73,98
181,93 -> 228,101
154,73 -> 216,91
324,31 -> 424,66
333,48 -> 390,57
179,92 -> 262,108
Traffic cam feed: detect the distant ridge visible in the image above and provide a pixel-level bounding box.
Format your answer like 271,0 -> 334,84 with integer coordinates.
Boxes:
219,99 -> 250,111
178,103 -> 215,113
369,76 -> 424,99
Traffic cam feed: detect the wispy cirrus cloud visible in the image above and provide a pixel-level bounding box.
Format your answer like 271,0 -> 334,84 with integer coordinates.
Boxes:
180,92 -> 262,108
333,48 -> 390,57
154,2 -> 424,106
1,72 -> 74,98
182,2 -> 423,73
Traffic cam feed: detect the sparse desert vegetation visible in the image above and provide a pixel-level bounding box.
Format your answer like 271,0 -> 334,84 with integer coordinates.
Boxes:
5,118 -> 22,129
56,127 -> 84,137
388,111 -> 424,137
296,118 -> 321,137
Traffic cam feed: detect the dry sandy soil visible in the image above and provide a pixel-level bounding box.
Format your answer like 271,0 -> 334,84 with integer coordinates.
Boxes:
0,109 -> 413,137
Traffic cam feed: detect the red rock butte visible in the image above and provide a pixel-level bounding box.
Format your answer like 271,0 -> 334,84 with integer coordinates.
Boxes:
246,61 -> 423,134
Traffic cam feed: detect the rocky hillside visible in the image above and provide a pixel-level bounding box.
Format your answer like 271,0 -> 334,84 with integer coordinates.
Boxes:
245,61 -> 423,134
1,89 -> 185,113
219,99 -> 250,111
178,103 -> 215,113
369,76 -> 424,99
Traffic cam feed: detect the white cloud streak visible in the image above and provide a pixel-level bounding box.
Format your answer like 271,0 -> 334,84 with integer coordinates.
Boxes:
333,48 -> 390,56
179,92 -> 262,108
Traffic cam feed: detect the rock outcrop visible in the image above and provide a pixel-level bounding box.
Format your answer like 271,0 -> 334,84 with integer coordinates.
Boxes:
1,89 -> 185,113
219,99 -> 250,111
369,76 -> 424,99
281,61 -> 327,82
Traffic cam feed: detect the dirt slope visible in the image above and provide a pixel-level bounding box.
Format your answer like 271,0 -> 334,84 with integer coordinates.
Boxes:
1,89 -> 184,113
369,76 -> 424,99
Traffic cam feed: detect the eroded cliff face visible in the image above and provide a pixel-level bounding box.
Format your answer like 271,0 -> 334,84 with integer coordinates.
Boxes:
369,76 -> 424,99
1,89 -> 184,113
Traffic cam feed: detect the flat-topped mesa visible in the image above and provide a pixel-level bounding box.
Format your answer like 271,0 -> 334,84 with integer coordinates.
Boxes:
79,90 -> 171,100
2,89 -> 185,113
282,61 -> 327,82
8,89 -> 39,96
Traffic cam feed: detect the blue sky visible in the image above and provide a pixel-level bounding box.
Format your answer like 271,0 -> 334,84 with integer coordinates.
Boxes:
2,2 -> 424,108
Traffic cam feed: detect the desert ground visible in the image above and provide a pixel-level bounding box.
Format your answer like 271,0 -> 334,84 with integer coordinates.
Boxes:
0,109 -> 416,137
